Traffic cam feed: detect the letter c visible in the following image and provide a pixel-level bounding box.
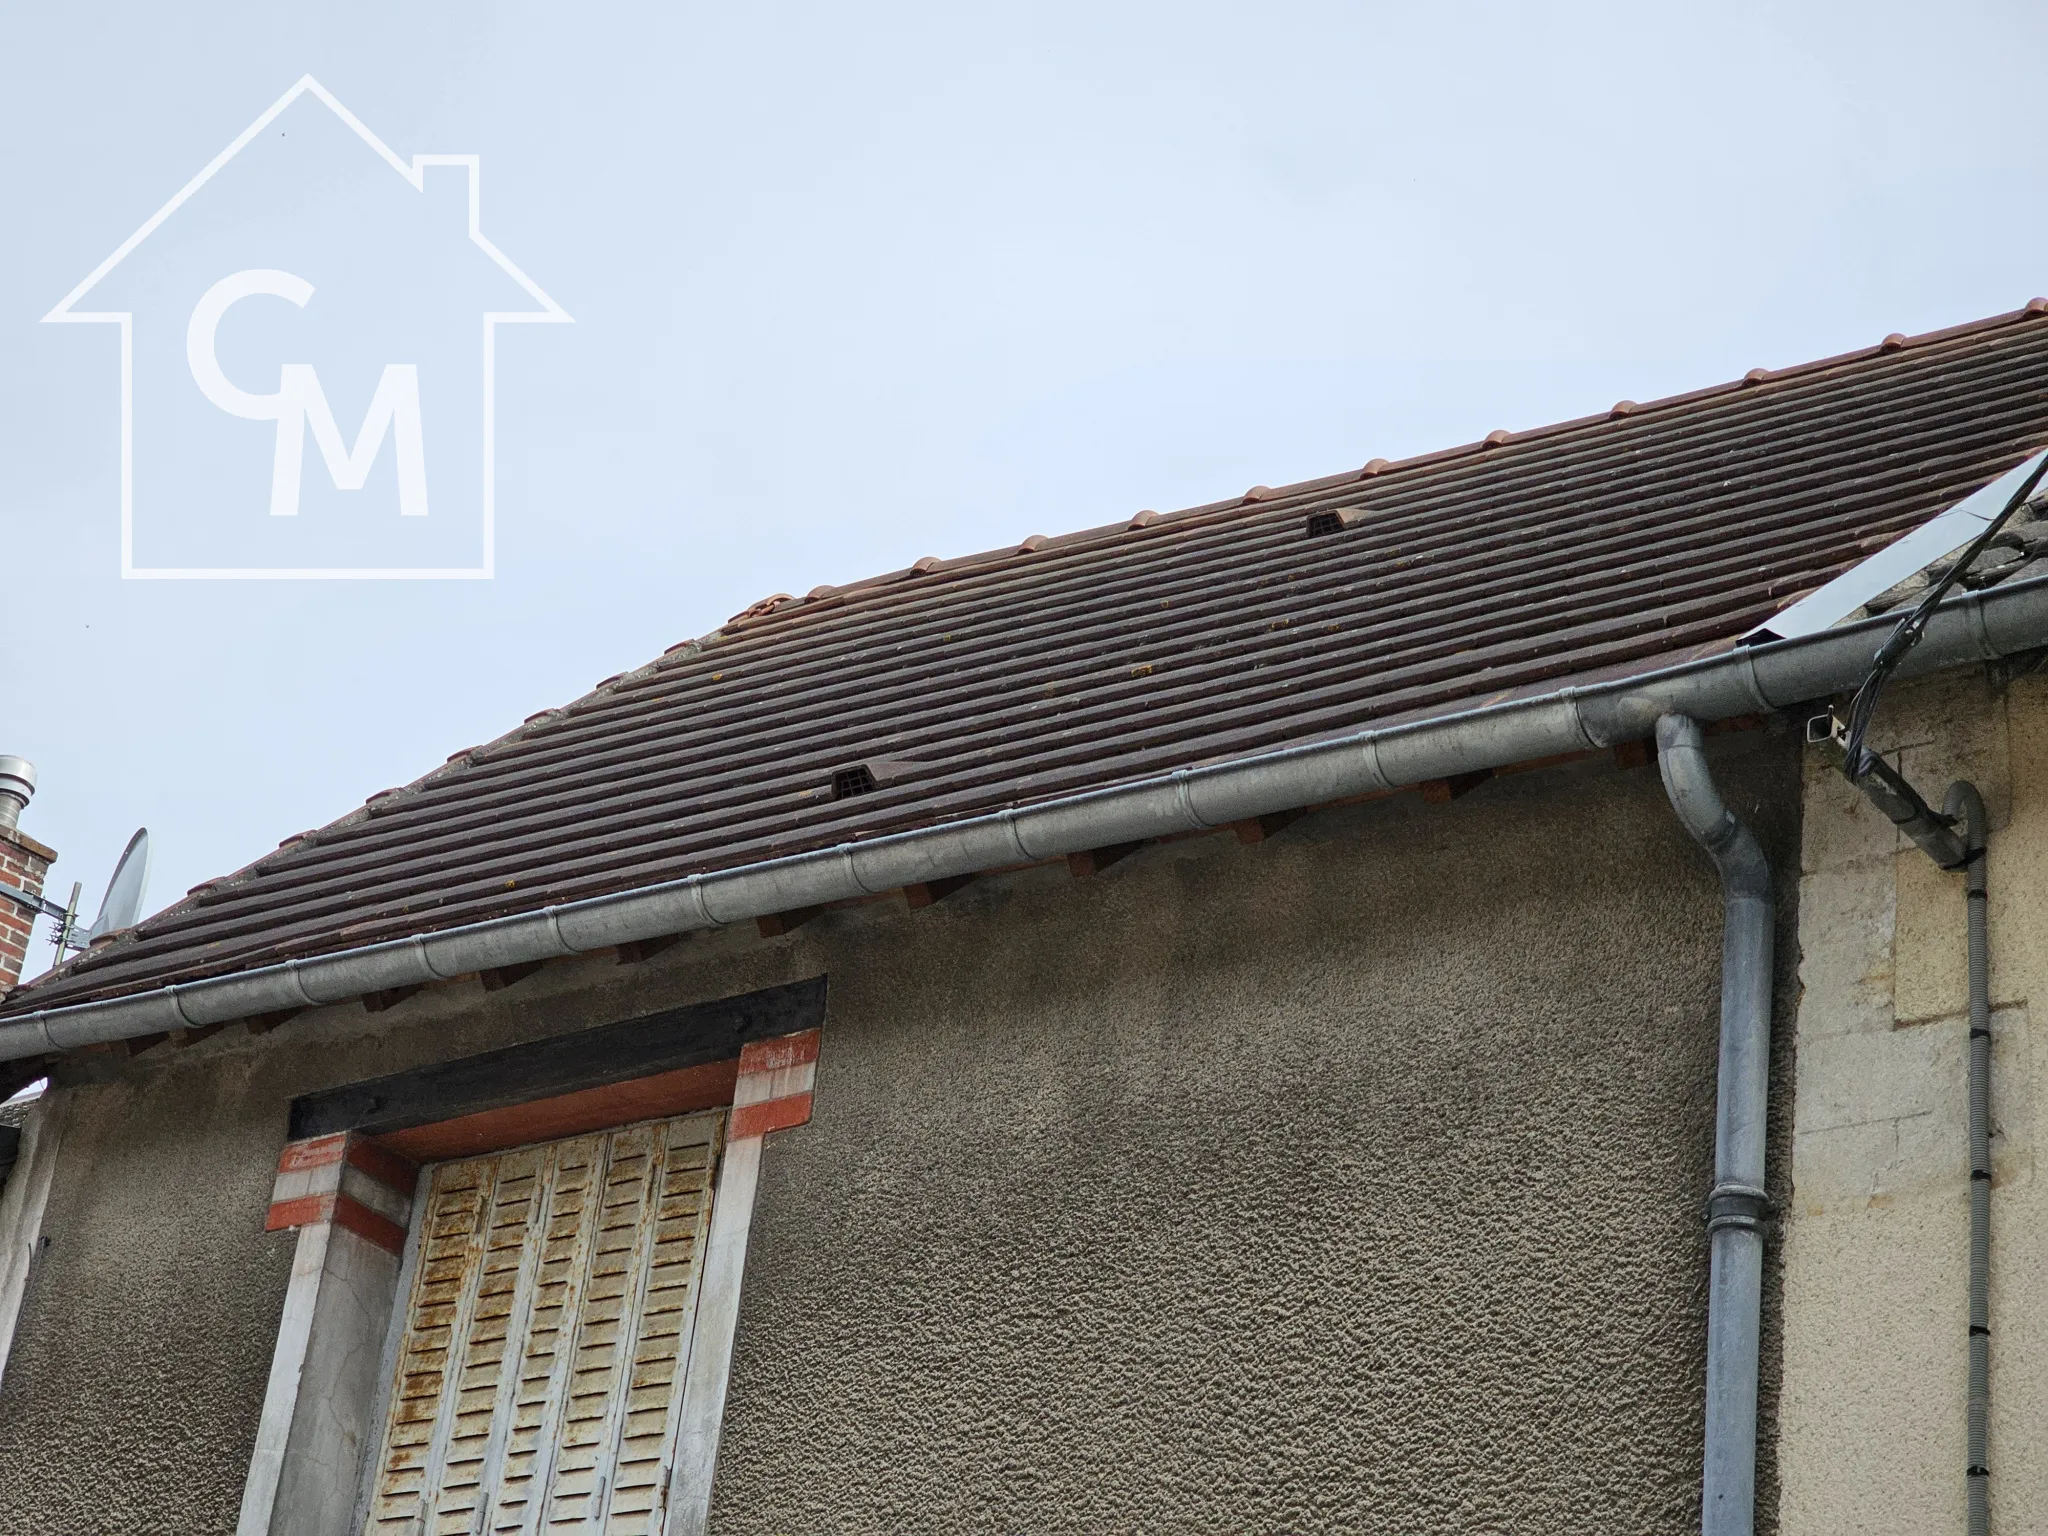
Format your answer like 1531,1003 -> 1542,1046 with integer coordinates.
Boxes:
186,269 -> 314,420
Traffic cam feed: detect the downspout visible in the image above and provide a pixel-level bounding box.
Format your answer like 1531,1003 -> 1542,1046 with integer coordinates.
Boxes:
1656,715 -> 1773,1536
1947,784 -> 1991,1536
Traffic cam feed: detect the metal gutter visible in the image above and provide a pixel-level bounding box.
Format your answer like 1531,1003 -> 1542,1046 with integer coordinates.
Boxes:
8,572 -> 2048,1064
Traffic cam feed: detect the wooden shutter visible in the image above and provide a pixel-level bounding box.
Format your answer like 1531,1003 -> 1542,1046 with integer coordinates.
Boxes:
362,1111 -> 722,1536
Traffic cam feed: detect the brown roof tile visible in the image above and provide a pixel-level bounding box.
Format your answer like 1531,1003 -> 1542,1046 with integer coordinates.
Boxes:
16,303 -> 2048,1012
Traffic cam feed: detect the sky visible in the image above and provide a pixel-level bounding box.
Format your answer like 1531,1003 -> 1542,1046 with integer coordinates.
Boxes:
2,2 -> 2046,972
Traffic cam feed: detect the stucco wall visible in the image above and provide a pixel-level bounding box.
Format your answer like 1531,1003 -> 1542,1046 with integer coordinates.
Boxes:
0,732 -> 1801,1535
1779,665 -> 2048,1535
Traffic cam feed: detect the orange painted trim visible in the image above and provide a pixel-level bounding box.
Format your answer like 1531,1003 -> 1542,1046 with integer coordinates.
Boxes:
375,1057 -> 742,1163
729,1090 -> 813,1141
266,1192 -> 335,1232
331,1193 -> 408,1256
276,1132 -> 348,1175
739,1028 -> 821,1075
264,1191 -> 408,1256
345,1136 -> 418,1197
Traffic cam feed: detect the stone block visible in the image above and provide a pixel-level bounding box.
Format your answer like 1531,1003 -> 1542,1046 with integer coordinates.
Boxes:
1778,1201 -> 1966,1536
1789,1117 -> 1931,1214
1794,857 -> 1895,1040
1801,751 -> 1900,874
1794,1020 -> 1963,1139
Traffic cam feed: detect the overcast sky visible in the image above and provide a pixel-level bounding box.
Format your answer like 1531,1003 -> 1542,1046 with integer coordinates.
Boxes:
2,3 -> 2045,969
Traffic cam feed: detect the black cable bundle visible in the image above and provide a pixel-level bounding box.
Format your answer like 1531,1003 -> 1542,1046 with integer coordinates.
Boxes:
1841,453 -> 2048,780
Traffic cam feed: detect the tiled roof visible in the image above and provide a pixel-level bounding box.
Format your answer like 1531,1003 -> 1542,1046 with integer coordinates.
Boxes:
16,302 -> 2048,1014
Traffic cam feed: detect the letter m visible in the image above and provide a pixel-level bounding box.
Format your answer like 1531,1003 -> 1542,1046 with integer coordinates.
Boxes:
270,363 -> 429,518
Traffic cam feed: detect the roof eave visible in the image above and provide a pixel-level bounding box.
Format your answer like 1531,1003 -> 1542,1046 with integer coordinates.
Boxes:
9,573 -> 2047,1064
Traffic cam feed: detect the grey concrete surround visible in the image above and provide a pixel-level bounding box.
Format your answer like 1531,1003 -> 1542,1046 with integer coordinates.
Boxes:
0,732 -> 1801,1535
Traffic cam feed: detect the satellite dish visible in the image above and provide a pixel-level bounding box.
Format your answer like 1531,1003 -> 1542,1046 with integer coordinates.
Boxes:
86,828 -> 151,943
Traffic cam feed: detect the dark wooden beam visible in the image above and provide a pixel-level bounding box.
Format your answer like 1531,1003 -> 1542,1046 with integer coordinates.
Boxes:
1419,769 -> 1493,805
903,875 -> 974,909
756,907 -> 823,939
1233,810 -> 1305,845
290,976 -> 828,1142
362,984 -> 424,1014
168,1022 -> 229,1049
82,1032 -> 169,1059
1611,738 -> 1655,770
479,961 -> 545,993
1067,842 -> 1143,878
245,1008 -> 305,1037
1706,713 -> 1768,736
614,933 -> 681,965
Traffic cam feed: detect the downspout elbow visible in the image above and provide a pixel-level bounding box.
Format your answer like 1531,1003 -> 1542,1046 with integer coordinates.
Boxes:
1657,716 -> 1772,906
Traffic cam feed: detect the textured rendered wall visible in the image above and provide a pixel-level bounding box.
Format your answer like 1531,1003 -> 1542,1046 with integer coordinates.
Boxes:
1779,666 -> 2048,1535
0,733 -> 1800,1535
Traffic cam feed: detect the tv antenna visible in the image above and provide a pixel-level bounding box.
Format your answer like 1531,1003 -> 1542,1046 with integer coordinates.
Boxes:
0,827 -> 152,962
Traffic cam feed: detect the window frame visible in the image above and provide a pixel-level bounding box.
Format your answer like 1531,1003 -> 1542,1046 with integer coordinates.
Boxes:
235,984 -> 823,1536
354,1109 -> 727,1534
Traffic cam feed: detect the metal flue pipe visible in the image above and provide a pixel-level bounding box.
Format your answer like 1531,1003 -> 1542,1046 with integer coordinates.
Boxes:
1657,714 -> 1774,1536
0,758 -> 34,836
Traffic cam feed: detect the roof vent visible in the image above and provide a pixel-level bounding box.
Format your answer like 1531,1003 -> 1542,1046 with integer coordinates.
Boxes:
0,756 -> 33,834
1305,506 -> 1368,538
830,758 -> 921,801
831,765 -> 877,799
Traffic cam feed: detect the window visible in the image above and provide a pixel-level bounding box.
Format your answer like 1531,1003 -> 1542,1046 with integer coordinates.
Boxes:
361,1111 -> 721,1536
238,997 -> 823,1536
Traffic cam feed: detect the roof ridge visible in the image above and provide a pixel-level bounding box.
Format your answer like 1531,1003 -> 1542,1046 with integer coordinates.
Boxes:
712,300 -> 2048,632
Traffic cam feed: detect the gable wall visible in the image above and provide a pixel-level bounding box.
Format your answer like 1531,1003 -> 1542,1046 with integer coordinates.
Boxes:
0,731 -> 1801,1535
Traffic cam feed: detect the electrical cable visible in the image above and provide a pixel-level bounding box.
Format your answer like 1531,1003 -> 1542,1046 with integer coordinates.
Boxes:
1841,456 -> 2048,780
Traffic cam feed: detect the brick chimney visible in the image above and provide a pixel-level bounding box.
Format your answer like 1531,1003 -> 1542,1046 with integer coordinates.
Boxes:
0,757 -> 54,995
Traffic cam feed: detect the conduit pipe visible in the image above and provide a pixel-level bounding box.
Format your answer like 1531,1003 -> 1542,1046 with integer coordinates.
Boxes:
1657,715 -> 1773,1536
1946,783 -> 1991,1535
6,573 -> 2048,1063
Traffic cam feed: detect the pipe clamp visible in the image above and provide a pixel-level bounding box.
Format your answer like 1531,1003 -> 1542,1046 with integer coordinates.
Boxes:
1706,1181 -> 1772,1235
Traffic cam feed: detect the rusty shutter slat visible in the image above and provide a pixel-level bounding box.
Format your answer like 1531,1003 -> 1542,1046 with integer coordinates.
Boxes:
541,1122 -> 660,1529
365,1154 -> 498,1534
503,1132 -> 610,1534
471,1151 -> 561,1530
596,1120 -> 720,1534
